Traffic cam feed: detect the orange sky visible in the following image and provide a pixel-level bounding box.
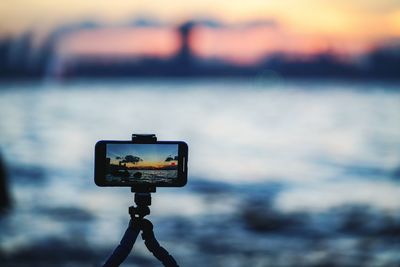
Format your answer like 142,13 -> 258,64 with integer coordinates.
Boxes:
1,0 -> 399,38
58,28 -> 181,58
189,25 -> 370,64
1,0 -> 399,63
57,24 -> 387,65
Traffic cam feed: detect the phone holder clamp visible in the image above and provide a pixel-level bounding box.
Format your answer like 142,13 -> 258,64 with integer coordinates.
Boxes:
131,134 -> 157,143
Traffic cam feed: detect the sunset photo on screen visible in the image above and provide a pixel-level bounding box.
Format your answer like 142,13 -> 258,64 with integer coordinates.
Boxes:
105,144 -> 178,184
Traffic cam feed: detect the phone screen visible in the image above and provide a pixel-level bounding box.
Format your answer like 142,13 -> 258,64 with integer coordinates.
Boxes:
95,141 -> 187,187
106,143 -> 179,183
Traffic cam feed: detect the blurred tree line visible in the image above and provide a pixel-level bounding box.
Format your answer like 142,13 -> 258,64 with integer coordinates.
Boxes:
1,22 -> 399,80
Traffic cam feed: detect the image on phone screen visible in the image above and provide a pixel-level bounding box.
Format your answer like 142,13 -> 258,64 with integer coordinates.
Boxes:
106,143 -> 179,184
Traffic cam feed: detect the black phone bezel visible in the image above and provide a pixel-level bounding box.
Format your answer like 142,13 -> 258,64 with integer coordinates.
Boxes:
95,140 -> 188,187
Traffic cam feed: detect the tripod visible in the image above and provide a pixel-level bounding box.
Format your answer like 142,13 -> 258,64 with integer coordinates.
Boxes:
102,187 -> 179,267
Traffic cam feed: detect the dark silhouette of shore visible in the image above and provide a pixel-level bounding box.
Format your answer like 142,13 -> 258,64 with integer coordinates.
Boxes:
0,152 -> 11,213
0,20 -> 399,81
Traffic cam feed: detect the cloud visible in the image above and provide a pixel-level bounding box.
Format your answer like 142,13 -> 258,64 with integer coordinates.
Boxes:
242,19 -> 279,29
125,17 -> 168,28
121,155 -> 143,164
191,18 -> 279,29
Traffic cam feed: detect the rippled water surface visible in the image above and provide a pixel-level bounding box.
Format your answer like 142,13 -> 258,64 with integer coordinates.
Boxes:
1,79 -> 400,266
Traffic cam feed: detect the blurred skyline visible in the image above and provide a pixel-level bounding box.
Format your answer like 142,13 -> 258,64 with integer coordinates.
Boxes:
0,1 -> 400,80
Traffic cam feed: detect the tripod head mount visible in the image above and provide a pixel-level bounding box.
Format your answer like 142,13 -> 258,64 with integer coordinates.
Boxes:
129,191 -> 152,219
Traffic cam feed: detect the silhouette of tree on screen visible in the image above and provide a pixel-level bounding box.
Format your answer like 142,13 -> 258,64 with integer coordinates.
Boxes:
165,155 -> 178,162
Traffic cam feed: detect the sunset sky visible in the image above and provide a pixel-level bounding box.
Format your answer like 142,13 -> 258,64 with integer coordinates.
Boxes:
107,144 -> 178,168
1,0 -> 399,63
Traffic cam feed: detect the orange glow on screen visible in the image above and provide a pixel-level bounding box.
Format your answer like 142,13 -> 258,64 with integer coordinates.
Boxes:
59,28 -> 180,58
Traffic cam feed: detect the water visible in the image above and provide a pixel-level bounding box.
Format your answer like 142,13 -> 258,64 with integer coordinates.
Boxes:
106,170 -> 178,183
0,79 -> 400,266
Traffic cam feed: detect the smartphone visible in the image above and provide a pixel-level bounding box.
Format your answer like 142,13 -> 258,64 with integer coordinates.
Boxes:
95,140 -> 188,187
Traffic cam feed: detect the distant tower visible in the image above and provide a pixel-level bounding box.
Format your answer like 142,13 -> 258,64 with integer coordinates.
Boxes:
176,22 -> 195,74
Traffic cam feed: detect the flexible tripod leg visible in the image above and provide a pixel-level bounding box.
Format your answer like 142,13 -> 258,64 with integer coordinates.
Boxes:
141,219 -> 180,267
102,191 -> 180,267
102,218 -> 141,267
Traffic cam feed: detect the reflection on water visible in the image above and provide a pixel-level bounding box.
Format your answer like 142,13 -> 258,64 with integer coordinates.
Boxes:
0,79 -> 400,266
106,170 -> 178,183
